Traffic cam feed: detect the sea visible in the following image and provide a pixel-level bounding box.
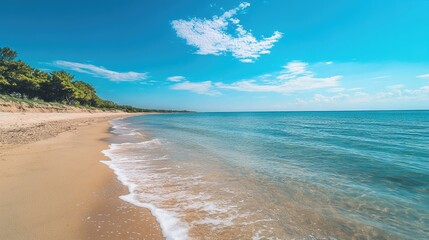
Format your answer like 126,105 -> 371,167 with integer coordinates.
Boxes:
102,111 -> 429,240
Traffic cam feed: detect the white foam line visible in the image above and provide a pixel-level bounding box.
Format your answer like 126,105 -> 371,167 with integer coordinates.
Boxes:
120,194 -> 189,240
102,148 -> 190,240
101,120 -> 191,240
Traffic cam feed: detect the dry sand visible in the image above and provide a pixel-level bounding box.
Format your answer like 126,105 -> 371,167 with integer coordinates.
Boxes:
0,112 -> 164,240
0,112 -> 131,145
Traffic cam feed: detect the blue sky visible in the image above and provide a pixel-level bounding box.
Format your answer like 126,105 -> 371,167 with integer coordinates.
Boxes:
1,0 -> 429,111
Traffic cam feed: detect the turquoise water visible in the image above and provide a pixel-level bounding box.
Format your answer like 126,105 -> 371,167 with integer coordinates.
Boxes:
104,111 -> 429,240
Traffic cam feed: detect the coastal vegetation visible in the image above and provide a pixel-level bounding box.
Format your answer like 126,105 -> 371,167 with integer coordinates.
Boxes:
0,47 -> 179,113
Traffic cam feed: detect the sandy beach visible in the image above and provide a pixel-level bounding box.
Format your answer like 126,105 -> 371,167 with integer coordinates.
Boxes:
0,112 -> 164,240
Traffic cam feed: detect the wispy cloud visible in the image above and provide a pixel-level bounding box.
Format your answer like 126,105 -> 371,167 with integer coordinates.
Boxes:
300,85 -> 429,105
373,85 -> 429,101
371,75 -> 391,80
313,92 -> 355,104
387,84 -> 404,90
417,74 -> 429,79
54,60 -> 148,82
167,76 -> 186,82
327,87 -> 345,93
283,61 -> 309,75
171,81 -> 220,95
327,87 -> 362,93
216,60 -> 342,93
171,2 -> 282,63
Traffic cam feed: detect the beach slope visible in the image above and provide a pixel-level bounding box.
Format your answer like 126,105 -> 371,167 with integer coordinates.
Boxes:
0,112 -> 164,240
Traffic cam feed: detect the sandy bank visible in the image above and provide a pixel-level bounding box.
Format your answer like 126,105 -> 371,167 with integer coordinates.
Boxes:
0,112 -> 130,145
0,113 -> 164,239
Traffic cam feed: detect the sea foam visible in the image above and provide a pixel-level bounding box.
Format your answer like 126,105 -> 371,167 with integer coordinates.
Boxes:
102,123 -> 191,240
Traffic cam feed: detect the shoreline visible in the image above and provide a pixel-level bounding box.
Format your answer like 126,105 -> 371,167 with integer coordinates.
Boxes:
0,112 -> 164,239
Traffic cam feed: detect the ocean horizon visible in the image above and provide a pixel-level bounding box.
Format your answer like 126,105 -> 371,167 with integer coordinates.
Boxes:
103,110 -> 429,240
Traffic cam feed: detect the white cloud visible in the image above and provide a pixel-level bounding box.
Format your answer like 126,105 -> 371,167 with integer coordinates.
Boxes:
371,75 -> 391,80
327,87 -> 362,93
313,93 -> 351,103
167,76 -> 186,82
312,91 -> 373,104
216,60 -> 342,93
403,85 -> 429,96
328,87 -> 345,93
374,85 -> 429,101
298,85 -> 429,106
282,61 -> 308,75
171,2 -> 282,63
417,74 -> 429,79
171,81 -> 220,95
347,87 -> 363,92
140,80 -> 158,86
387,84 -> 404,90
325,61 -> 333,65
54,60 -> 148,82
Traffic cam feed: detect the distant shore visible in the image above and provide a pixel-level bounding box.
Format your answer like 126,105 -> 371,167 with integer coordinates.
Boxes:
0,112 -> 164,239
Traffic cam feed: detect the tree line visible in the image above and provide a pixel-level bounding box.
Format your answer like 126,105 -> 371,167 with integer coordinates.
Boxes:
0,47 -> 176,112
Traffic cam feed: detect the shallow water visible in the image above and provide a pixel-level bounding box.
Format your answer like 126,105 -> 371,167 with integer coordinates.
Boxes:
103,111 -> 429,240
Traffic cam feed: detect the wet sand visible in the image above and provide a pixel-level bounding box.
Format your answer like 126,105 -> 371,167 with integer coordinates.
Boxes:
0,113 -> 164,240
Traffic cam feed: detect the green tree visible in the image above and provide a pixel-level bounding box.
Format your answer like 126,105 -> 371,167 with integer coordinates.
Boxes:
0,64 -> 10,93
0,47 -> 17,94
0,60 -> 39,98
0,48 -> 43,98
73,81 -> 97,106
0,47 -> 17,61
32,69 -> 51,98
46,71 -> 78,103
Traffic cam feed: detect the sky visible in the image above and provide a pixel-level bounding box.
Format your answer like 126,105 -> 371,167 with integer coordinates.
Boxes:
1,0 -> 429,111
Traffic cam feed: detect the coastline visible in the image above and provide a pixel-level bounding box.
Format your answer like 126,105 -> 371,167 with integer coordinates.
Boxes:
0,112 -> 164,240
